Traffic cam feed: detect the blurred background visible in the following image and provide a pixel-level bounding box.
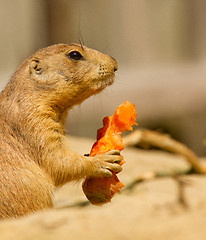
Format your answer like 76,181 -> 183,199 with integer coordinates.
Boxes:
0,0 -> 205,155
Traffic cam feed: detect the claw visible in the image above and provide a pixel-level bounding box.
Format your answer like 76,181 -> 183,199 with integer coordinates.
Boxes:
105,150 -> 120,155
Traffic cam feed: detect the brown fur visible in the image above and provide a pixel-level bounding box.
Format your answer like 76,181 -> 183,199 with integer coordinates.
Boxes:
0,43 -> 121,218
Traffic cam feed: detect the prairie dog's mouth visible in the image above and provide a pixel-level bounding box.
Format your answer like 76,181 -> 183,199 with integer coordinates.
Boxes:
93,74 -> 115,94
103,74 -> 115,86
100,73 -> 115,87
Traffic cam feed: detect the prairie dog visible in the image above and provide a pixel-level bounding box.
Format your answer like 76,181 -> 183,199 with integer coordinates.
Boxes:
0,44 -> 122,218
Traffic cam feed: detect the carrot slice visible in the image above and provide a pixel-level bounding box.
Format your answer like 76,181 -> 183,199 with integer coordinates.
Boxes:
82,101 -> 137,205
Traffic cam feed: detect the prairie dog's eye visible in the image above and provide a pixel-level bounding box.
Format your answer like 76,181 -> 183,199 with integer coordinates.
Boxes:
67,51 -> 83,61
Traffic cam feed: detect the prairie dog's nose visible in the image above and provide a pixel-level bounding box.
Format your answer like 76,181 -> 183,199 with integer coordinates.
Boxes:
114,64 -> 118,72
110,56 -> 118,72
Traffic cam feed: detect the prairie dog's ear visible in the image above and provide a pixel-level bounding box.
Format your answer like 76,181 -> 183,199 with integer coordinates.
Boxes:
30,59 -> 42,74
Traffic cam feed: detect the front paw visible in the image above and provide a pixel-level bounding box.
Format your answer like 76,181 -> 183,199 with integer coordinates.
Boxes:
88,150 -> 122,178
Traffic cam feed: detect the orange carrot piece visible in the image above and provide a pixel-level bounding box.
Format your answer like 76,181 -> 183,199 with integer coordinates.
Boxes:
82,101 -> 137,205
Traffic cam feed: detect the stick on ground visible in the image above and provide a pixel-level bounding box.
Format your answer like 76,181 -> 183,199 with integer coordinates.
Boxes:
123,129 -> 206,174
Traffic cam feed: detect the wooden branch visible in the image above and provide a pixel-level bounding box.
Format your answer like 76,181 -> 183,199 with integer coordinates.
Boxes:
122,167 -> 192,192
173,175 -> 192,208
55,200 -> 90,209
123,129 -> 206,174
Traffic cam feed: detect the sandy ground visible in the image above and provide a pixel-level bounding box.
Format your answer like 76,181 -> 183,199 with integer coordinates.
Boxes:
0,136 -> 206,240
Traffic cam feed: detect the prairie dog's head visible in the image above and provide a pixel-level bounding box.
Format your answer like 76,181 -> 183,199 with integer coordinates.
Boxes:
27,43 -> 118,107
